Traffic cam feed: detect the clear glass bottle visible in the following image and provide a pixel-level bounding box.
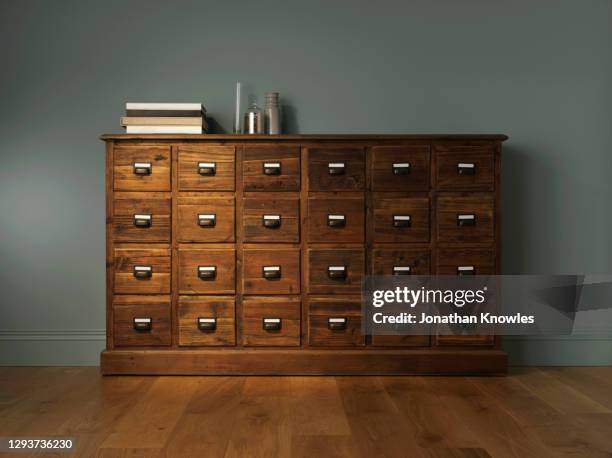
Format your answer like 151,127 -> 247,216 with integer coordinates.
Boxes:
244,102 -> 263,134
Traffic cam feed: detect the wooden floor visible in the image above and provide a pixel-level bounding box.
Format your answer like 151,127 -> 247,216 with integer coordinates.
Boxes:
1,367 -> 612,457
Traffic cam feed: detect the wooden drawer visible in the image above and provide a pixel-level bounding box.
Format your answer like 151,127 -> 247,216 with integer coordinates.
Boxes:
307,147 -> 365,191
435,334 -> 495,347
177,145 -> 235,191
436,248 -> 495,275
113,295 -> 171,347
308,298 -> 364,347
243,146 -> 300,191
307,249 -> 364,294
242,248 -> 300,294
371,146 -> 430,191
177,195 -> 235,243
436,146 -> 494,190
113,145 -> 171,191
307,196 -> 365,243
243,197 -> 299,243
178,249 -> 236,294
113,248 -> 171,294
178,296 -> 236,346
242,297 -> 301,347
371,335 -> 431,347
371,249 -> 430,276
437,196 -> 494,244
372,195 -> 430,243
113,193 -> 171,243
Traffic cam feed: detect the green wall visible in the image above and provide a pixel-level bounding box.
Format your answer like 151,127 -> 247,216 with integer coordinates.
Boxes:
1,0 -> 610,365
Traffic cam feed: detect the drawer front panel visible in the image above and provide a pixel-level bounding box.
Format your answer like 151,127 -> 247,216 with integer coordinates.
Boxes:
243,197 -> 299,243
242,248 -> 301,294
307,147 -> 365,191
113,146 -> 171,191
178,145 -> 235,191
437,196 -> 494,244
243,146 -> 300,191
307,196 -> 365,243
308,298 -> 364,347
371,146 -> 430,191
113,195 -> 171,243
242,297 -> 301,346
436,147 -> 494,190
177,196 -> 235,243
372,196 -> 430,243
113,248 -> 171,294
308,249 -> 364,294
436,248 -> 495,275
178,249 -> 236,294
371,249 -> 430,276
435,334 -> 495,347
113,296 -> 171,347
178,296 -> 236,346
371,335 -> 431,347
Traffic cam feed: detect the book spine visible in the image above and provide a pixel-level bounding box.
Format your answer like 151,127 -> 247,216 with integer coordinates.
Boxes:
121,117 -> 203,126
125,125 -> 203,134
126,102 -> 203,111
125,110 -> 203,117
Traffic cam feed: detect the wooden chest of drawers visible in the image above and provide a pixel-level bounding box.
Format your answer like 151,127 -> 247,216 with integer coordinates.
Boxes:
101,134 -> 508,375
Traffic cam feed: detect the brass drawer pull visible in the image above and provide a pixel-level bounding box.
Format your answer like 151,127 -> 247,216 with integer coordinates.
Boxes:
328,317 -> 347,331
262,266 -> 281,280
328,265 -> 347,280
392,162 -> 411,175
263,162 -> 281,175
457,214 -> 476,226
328,162 -> 346,175
198,265 -> 217,280
457,266 -> 475,276
263,317 -> 282,331
133,162 -> 152,175
198,214 -> 216,227
133,265 -> 152,279
133,214 -> 152,228
133,317 -> 152,332
457,162 -> 476,175
197,317 -> 217,331
327,214 -> 346,227
198,162 -> 216,176
262,214 -> 281,229
392,266 -> 411,276
393,215 -> 411,228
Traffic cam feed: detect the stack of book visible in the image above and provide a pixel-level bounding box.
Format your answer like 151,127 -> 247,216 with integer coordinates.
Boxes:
121,103 -> 208,134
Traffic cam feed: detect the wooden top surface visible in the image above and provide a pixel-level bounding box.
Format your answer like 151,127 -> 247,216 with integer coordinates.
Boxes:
101,133 -> 508,141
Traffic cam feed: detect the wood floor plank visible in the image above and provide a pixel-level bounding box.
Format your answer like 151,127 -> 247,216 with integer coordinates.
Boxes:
337,376 -> 426,457
512,367 -> 611,415
163,376 -> 245,457
427,377 -> 553,458
290,435 -> 360,458
542,367 -> 612,410
224,376 -> 292,458
289,377 -> 351,436
381,376 -> 481,450
422,448 -> 492,458
100,376 -> 200,450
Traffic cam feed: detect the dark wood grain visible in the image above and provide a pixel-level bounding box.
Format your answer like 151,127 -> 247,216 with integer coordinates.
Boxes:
178,248 -> 236,294
113,145 -> 171,191
242,296 -> 301,346
243,196 -> 299,243
307,196 -> 365,243
243,145 -> 300,191
177,296 -> 236,346
176,195 -> 235,242
307,248 -> 364,294
372,194 -> 430,243
308,298 -> 364,347
113,192 -> 171,243
306,147 -> 365,191
177,145 -> 235,191
371,248 -> 431,275
242,248 -> 301,294
113,248 -> 171,294
437,196 -> 494,244
371,145 -> 430,191
436,248 -> 495,275
112,295 -> 171,347
436,146 -> 494,190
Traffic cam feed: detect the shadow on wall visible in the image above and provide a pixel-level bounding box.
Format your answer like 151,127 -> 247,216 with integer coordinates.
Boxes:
281,96 -> 299,134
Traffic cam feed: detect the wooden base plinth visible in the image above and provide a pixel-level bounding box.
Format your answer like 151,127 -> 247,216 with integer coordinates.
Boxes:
101,349 -> 507,376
